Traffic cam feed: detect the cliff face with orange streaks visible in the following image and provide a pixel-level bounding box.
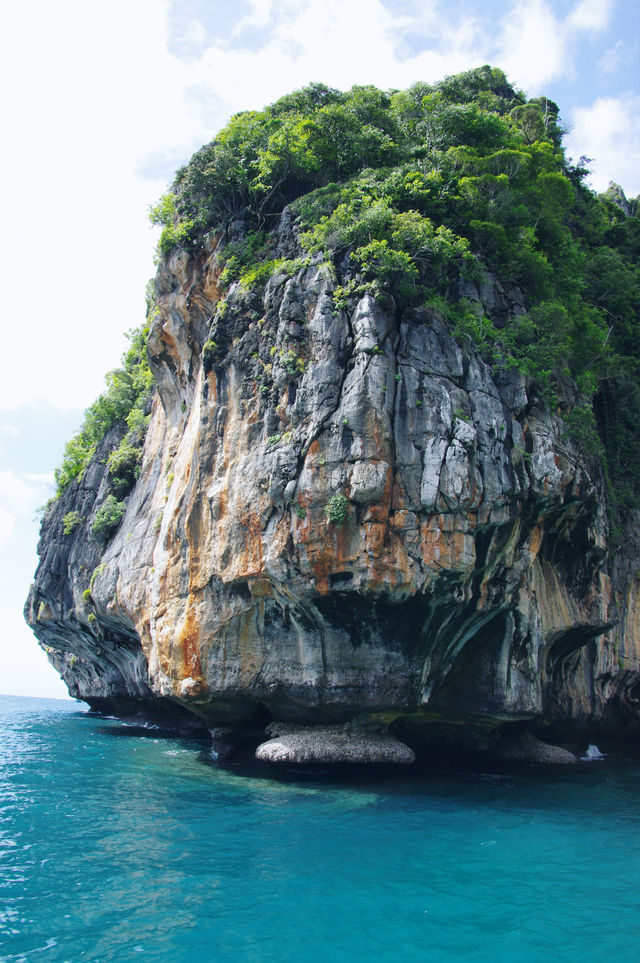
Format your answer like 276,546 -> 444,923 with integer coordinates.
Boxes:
25,213 -> 640,759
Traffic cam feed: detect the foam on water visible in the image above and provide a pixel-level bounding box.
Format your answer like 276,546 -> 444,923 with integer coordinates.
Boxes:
581,743 -> 606,761
1,695 -> 639,963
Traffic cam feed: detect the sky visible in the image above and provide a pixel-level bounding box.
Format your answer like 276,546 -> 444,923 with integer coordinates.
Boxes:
1,0 -> 638,699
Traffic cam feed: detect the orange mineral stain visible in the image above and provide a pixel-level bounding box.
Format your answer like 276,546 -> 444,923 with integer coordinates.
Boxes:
179,596 -> 203,679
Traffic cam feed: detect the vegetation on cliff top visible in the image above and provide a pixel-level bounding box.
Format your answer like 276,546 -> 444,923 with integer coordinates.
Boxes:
57,66 -> 640,531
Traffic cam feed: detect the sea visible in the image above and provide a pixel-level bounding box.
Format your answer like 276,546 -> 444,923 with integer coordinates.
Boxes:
1,694 -> 639,963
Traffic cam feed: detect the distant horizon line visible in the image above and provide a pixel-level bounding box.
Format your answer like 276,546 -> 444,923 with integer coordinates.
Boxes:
0,691 -> 78,703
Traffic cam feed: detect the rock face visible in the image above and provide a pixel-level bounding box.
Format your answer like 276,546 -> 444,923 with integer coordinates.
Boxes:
25,215 -> 640,761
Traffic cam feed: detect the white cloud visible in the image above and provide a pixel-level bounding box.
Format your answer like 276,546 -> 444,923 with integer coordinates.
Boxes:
0,470 -> 53,549
496,0 -> 567,91
23,472 -> 55,485
0,423 -> 19,437
0,0 -> 199,414
232,0 -> 282,34
0,463 -> 65,697
188,0 -> 439,102
0,470 -> 40,515
567,93 -> 640,194
0,507 -> 15,546
495,0 -> 612,92
0,610 -> 71,699
568,0 -> 612,33
599,39 -> 624,75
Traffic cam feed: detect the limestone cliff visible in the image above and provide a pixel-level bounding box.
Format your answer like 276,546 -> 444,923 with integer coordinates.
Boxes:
25,214 -> 640,759
25,70 -> 640,762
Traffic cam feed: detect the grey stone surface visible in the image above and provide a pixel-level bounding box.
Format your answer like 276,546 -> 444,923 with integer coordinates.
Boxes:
255,725 -> 416,764
24,211 -> 640,756
497,731 -> 578,765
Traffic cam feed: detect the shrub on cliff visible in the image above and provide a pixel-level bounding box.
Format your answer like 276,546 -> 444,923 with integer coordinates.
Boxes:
92,495 -> 126,542
62,511 -> 83,536
325,494 -> 349,528
107,441 -> 143,499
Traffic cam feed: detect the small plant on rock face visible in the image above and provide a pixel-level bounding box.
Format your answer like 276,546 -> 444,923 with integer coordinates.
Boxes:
92,495 -> 126,541
62,511 -> 83,535
324,493 -> 349,528
202,339 -> 219,373
89,562 -> 106,593
278,348 -> 305,377
108,441 -> 142,498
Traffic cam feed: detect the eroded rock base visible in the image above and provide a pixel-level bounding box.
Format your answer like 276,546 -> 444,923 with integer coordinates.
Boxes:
495,730 -> 578,764
255,723 -> 416,765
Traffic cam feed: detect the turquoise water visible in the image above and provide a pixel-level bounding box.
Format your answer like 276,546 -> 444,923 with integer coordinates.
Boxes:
1,695 -> 639,962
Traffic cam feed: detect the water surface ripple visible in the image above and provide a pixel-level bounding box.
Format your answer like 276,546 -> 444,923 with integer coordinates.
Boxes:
1,695 -> 639,962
